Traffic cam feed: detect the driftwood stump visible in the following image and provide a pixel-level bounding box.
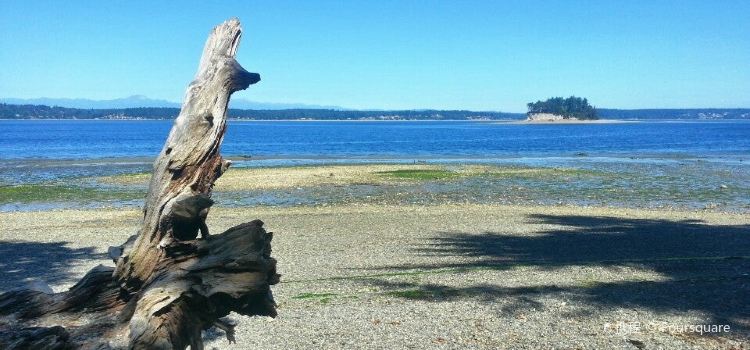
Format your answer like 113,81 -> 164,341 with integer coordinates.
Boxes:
0,18 -> 279,349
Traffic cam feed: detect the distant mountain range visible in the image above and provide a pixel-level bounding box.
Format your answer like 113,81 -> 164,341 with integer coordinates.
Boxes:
0,96 -> 345,110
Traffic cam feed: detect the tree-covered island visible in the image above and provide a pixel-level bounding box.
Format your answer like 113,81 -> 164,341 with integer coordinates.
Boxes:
527,96 -> 598,120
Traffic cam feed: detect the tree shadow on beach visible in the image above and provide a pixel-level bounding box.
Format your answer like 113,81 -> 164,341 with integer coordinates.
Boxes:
0,240 -> 105,292
364,214 -> 750,334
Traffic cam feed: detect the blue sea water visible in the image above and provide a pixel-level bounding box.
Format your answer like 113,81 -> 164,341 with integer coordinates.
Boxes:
1,119 -> 749,212
1,119 -> 749,184
2,119 -> 749,160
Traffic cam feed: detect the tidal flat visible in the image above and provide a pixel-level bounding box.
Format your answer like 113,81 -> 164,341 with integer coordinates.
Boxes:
5,161 -> 747,212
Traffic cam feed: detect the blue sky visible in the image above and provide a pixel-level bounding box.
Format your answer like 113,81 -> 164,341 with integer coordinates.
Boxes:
1,1 -> 748,111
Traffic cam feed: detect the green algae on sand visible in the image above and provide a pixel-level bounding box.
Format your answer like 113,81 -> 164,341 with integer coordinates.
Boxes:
0,184 -> 142,203
376,169 -> 459,180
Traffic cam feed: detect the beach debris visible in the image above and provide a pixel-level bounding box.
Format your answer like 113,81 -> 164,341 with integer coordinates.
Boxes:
0,19 -> 278,350
627,339 -> 646,349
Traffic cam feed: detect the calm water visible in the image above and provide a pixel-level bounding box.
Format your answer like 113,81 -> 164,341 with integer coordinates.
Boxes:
2,119 -> 749,159
1,119 -> 749,184
2,119 -> 749,211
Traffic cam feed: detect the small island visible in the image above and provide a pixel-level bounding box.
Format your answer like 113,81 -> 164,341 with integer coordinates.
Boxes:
526,96 -> 598,121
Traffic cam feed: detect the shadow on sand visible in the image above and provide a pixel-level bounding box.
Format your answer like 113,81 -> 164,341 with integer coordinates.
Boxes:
365,214 -> 750,334
0,241 -> 105,291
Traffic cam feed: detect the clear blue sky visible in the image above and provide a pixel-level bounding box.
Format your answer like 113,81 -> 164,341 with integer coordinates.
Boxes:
1,0 -> 748,111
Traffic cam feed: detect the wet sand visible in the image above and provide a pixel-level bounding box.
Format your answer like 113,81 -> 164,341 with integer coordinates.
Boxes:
94,163 -> 750,212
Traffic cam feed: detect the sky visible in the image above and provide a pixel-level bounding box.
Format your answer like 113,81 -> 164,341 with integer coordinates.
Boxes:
1,0 -> 748,112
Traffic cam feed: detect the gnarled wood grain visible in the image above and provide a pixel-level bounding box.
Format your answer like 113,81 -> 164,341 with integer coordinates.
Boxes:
0,18 -> 278,350
115,18 -> 260,290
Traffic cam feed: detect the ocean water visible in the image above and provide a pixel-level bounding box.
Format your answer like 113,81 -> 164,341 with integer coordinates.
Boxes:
1,119 -> 749,211
1,119 -> 749,183
2,119 -> 749,159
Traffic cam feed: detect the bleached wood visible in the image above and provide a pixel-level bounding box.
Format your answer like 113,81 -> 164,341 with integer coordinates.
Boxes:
114,18 -> 260,288
0,18 -> 278,350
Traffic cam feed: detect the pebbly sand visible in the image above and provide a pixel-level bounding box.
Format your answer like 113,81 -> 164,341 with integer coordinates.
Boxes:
1,203 -> 748,349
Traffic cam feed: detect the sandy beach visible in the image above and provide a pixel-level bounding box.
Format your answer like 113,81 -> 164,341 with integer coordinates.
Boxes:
2,202 -> 748,349
2,160 -> 749,348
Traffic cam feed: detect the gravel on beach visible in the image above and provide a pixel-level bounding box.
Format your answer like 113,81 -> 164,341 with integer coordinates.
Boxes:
1,203 -> 748,349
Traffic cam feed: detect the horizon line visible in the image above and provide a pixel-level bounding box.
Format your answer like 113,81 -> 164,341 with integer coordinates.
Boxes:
3,98 -> 750,113
2,101 -> 750,113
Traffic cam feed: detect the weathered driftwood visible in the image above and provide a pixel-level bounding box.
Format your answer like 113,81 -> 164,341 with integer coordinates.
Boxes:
0,18 -> 278,349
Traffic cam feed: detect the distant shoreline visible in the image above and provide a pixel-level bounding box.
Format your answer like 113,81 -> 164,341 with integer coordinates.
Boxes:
3,103 -> 749,121
0,118 -> 514,122
4,118 -> 750,122
506,119 -> 637,124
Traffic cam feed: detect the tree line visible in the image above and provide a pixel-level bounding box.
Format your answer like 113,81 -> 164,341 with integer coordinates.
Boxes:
0,103 -> 523,120
3,103 -> 748,120
527,96 -> 598,120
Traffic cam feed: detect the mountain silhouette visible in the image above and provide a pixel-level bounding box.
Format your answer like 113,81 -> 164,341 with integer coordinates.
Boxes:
0,96 -> 345,110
